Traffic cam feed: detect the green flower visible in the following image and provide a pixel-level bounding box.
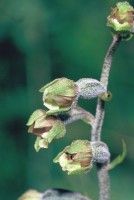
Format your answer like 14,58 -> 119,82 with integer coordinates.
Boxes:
39,78 -> 78,114
27,109 -> 66,151
107,2 -> 134,40
53,140 -> 93,175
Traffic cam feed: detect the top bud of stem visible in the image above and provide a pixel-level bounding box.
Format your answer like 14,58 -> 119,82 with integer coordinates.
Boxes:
107,1 -> 134,40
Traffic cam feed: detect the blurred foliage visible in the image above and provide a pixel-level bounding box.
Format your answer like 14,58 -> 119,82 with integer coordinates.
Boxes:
0,0 -> 134,200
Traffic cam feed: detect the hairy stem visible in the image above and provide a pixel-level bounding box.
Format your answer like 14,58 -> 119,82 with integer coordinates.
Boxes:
91,35 -> 121,200
97,163 -> 110,200
61,106 -> 95,125
91,36 -> 121,142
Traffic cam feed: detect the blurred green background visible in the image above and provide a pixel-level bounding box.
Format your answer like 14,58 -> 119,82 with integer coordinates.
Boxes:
0,0 -> 134,199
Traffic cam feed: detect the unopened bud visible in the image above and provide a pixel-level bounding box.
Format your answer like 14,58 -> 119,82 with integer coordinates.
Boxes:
107,2 -> 134,40
39,78 -> 78,114
101,91 -> 112,101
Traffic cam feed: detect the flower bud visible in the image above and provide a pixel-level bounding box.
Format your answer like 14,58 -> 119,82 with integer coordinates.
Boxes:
39,78 -> 78,114
27,109 -> 66,151
54,140 -> 110,175
107,2 -> 134,40
53,140 -> 93,175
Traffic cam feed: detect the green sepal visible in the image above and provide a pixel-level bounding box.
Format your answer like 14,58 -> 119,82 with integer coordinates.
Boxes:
46,107 -> 71,115
108,20 -> 132,32
68,166 -> 92,175
46,120 -> 66,143
117,2 -> 133,12
53,140 -> 91,163
27,109 -> 46,126
34,136 -> 47,152
53,146 -> 69,163
34,137 -> 40,152
39,78 -> 77,97
34,120 -> 66,152
39,79 -> 58,92
67,140 -> 90,154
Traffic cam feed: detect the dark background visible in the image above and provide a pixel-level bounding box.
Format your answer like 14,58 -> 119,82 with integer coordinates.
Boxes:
0,0 -> 134,199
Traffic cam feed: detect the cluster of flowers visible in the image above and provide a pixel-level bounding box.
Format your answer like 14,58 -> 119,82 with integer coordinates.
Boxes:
27,77 -> 107,174
27,2 -> 134,175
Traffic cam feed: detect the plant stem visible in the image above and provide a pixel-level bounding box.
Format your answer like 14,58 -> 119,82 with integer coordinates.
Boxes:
91,36 -> 121,142
91,35 -> 121,200
97,163 -> 110,200
60,106 -> 95,125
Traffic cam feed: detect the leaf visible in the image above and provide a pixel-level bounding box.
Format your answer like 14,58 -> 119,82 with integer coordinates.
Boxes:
108,140 -> 127,170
